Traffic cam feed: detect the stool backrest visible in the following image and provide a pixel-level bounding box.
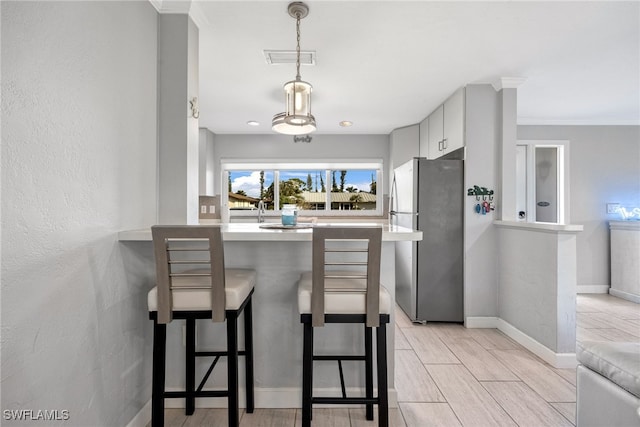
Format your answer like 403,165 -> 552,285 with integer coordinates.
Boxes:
312,226 -> 383,327
151,225 -> 225,324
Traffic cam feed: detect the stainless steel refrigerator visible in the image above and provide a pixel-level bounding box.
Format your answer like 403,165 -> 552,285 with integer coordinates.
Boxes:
391,155 -> 464,323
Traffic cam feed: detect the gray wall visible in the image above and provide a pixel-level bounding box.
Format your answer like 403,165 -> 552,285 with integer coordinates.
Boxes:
518,125 -> 640,291
157,14 -> 200,224
1,2 -> 158,425
212,133 -> 390,195
464,84 -> 499,317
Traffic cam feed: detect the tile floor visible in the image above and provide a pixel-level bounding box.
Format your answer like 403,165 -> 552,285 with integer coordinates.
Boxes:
152,293 -> 639,426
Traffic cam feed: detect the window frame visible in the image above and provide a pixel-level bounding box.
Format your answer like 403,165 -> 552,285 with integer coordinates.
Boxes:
221,159 -> 384,218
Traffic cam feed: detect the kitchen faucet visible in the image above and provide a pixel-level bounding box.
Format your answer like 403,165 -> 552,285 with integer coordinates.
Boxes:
257,200 -> 266,223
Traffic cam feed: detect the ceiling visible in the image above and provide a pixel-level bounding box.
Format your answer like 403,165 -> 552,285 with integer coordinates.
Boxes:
180,1 -> 639,134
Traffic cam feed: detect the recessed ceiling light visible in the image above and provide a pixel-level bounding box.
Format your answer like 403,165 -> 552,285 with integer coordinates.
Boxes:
339,121 -> 353,127
247,121 -> 260,126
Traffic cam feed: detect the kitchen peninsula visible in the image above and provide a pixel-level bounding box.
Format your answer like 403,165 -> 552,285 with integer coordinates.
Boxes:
119,223 -> 422,408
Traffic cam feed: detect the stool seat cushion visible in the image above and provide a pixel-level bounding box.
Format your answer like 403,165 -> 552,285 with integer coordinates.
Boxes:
148,269 -> 256,312
297,271 -> 391,315
577,341 -> 640,399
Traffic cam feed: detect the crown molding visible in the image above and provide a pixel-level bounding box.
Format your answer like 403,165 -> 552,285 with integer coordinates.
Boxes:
148,0 -> 191,15
188,2 -> 210,28
492,77 -> 527,91
147,0 -> 209,28
517,117 -> 640,126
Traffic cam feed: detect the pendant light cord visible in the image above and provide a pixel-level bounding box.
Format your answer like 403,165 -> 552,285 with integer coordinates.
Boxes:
295,12 -> 301,81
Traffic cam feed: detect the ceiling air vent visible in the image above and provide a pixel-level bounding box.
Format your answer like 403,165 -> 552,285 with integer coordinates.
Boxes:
263,50 -> 316,65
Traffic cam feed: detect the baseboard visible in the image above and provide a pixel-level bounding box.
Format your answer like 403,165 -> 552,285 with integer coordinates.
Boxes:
465,316 -> 577,369
126,400 -> 151,427
495,319 -> 577,369
609,288 -> 640,303
578,285 -> 610,294
465,316 -> 498,328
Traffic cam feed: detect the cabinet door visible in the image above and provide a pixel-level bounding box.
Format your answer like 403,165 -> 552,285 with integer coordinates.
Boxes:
390,124 -> 419,170
427,105 -> 444,159
419,117 -> 429,158
442,87 -> 465,154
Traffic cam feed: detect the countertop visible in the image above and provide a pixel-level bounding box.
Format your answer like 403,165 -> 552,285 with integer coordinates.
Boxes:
610,220 -> 640,231
118,222 -> 423,242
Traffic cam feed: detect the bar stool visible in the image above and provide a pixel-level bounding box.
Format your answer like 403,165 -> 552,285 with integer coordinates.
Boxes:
148,225 -> 255,427
297,226 -> 390,427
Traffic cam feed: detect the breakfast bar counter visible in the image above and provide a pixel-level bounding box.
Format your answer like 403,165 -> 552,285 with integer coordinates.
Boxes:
119,223 -> 422,409
119,222 -> 422,242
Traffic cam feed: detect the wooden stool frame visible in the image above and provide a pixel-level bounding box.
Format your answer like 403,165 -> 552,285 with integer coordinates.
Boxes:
149,225 -> 254,427
301,226 -> 389,427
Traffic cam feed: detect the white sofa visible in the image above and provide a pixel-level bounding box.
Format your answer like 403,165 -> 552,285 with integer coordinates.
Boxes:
576,341 -> 640,427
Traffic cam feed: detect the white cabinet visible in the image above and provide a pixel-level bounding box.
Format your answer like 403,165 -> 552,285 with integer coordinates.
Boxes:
427,104 -> 444,159
426,87 -> 465,159
443,88 -> 465,154
390,124 -> 419,170
419,116 -> 429,158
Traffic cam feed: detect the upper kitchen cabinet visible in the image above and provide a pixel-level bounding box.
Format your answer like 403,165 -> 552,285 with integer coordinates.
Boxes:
427,104 -> 444,159
426,87 -> 466,159
390,124 -> 420,171
418,116 -> 429,158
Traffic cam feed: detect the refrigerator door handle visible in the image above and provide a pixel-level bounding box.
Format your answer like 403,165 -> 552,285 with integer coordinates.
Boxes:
389,173 -> 399,218
390,211 -> 418,216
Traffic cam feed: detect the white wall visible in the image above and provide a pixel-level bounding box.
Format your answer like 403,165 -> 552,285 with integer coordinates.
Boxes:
212,133 -> 390,195
518,125 -> 640,292
1,2 -> 158,425
199,128 -> 216,196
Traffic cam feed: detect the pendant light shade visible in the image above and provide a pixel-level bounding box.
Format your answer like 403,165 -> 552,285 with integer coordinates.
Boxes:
272,2 -> 317,135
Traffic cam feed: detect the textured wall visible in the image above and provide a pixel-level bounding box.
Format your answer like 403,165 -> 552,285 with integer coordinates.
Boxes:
497,227 -> 577,353
157,14 -> 200,225
1,2 -> 158,425
464,84 -> 499,318
518,125 -> 640,290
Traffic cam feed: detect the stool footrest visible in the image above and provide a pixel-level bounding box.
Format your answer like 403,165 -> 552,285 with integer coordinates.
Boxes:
164,390 -> 229,398
312,397 -> 380,405
313,355 -> 365,361
196,350 -> 248,357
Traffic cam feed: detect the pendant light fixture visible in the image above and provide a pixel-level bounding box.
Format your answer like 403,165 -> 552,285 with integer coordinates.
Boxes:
272,2 -> 317,135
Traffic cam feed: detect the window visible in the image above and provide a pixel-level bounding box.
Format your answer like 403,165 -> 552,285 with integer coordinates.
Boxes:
328,169 -> 378,211
222,161 -> 383,217
228,170 -> 274,210
516,140 -> 569,224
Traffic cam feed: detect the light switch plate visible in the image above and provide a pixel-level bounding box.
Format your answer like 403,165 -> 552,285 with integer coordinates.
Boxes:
607,203 -> 621,214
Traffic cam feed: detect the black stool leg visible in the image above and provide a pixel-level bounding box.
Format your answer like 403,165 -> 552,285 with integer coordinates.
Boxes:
376,323 -> 389,427
302,321 -> 313,427
185,318 -> 196,415
227,312 -> 239,427
365,325 -> 374,420
244,298 -> 255,413
151,319 -> 167,427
